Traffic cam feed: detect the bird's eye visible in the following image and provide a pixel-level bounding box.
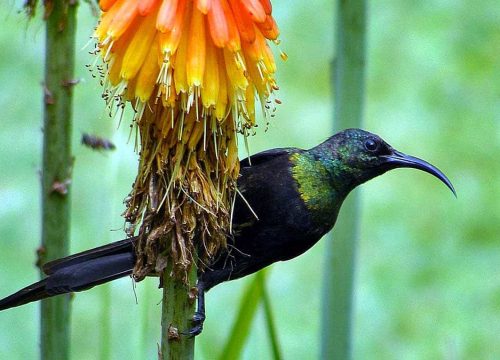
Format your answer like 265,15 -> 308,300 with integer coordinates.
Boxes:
364,139 -> 379,152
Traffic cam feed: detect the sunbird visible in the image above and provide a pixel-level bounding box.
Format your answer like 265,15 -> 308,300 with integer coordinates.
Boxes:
0,129 -> 455,335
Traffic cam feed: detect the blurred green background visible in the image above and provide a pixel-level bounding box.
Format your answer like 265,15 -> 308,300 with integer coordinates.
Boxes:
0,0 -> 499,359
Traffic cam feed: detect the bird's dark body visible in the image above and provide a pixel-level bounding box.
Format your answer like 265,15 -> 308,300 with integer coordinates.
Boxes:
0,149 -> 326,309
201,148 -> 327,290
0,129 -> 455,335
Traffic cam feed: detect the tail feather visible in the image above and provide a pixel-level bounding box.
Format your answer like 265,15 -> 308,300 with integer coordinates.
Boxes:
43,237 -> 136,275
0,280 -> 49,311
0,238 -> 136,311
46,252 -> 135,293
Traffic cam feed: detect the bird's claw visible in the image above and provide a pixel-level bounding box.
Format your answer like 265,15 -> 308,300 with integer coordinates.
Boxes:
181,311 -> 205,337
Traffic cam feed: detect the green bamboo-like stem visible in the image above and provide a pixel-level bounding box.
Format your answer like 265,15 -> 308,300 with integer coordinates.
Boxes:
321,0 -> 366,359
160,261 -> 196,359
261,275 -> 282,360
39,1 -> 78,359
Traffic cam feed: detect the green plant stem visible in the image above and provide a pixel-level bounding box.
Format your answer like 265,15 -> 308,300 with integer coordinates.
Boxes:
160,262 -> 196,359
39,1 -> 78,360
261,275 -> 282,360
219,271 -> 266,360
321,0 -> 367,359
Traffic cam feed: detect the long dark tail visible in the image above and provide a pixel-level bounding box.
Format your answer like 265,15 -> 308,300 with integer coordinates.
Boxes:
0,237 -> 137,311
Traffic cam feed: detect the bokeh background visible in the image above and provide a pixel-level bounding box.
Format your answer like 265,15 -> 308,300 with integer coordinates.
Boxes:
0,0 -> 499,359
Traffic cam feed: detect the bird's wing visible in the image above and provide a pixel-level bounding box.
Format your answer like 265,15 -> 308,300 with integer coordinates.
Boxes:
42,237 -> 136,275
240,148 -> 295,168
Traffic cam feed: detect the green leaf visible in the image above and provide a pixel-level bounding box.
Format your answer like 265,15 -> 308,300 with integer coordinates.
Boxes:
218,270 -> 266,360
219,269 -> 283,360
261,277 -> 283,360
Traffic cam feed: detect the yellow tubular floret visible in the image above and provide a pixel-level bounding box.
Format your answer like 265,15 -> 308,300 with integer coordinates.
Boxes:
207,0 -> 229,47
156,0 -> 179,33
136,36 -> 161,103
223,47 -> 247,91
201,37 -> 220,108
173,18 -> 189,94
240,0 -> 266,23
215,51 -> 229,120
99,0 -> 118,11
158,0 -> 186,55
95,1 -> 121,40
106,0 -> 139,40
186,7 -> 206,88
121,13 -> 158,81
138,0 -> 158,16
196,0 -> 211,14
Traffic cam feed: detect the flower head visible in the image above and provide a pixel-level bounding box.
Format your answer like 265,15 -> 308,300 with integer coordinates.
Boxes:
96,0 -> 281,126
94,0 -> 284,278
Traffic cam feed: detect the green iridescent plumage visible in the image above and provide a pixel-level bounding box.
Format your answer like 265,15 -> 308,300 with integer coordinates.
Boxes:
289,129 -> 392,226
290,152 -> 343,226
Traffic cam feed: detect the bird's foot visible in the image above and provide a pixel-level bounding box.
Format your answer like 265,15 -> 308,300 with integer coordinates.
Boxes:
181,311 -> 206,337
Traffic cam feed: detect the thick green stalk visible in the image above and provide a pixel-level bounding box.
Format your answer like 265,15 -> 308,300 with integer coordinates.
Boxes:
39,1 -> 78,360
160,262 -> 196,359
321,0 -> 366,359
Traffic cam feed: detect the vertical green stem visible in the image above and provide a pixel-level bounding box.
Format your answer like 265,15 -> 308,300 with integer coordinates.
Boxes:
160,262 -> 196,359
321,0 -> 366,359
39,1 -> 78,360
261,278 -> 282,360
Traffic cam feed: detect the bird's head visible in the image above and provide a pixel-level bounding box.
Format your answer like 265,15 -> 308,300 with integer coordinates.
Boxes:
315,128 -> 456,196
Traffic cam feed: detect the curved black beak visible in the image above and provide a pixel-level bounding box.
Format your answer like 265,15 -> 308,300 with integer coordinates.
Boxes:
381,150 -> 456,197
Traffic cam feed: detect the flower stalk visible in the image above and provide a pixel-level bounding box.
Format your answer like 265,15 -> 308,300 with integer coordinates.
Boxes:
160,261 -> 197,359
39,1 -> 79,359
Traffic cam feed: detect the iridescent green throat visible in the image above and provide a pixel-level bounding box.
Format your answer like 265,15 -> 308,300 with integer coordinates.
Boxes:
290,152 -> 346,226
